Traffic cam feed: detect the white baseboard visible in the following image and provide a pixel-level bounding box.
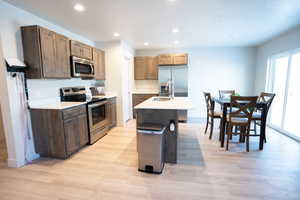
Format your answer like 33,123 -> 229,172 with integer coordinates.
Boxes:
7,158 -> 25,168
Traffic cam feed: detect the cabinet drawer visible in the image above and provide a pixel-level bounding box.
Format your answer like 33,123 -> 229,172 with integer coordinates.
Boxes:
63,105 -> 86,120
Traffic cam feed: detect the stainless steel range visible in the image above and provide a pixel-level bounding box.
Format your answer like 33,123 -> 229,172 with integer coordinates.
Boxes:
60,86 -> 109,144
87,99 -> 109,144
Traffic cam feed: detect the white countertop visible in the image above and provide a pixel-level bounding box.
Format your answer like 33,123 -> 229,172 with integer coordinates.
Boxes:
134,97 -> 193,110
29,95 -> 116,110
30,101 -> 87,110
132,91 -> 159,94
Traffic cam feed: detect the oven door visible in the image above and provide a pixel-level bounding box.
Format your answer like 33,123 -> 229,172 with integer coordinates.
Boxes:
72,57 -> 95,78
88,101 -> 108,132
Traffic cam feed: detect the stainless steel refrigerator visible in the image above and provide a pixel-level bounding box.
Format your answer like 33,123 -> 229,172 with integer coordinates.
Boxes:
158,66 -> 188,122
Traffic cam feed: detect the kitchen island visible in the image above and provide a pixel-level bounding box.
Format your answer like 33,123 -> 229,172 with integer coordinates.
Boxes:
135,97 -> 192,163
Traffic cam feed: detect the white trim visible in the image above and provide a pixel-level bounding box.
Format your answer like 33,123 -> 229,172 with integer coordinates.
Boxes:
7,158 -> 25,168
281,54 -> 292,128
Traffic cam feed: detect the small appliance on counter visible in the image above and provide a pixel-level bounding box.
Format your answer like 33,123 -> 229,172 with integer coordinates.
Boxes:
60,86 -> 109,144
159,80 -> 173,97
90,86 -> 105,96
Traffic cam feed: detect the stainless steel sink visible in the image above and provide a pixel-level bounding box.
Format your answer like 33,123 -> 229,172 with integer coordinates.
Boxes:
153,97 -> 171,101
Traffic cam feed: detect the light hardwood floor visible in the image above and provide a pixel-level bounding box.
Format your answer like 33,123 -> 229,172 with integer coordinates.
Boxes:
0,120 -> 299,200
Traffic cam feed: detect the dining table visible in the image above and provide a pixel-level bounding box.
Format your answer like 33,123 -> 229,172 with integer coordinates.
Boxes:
213,97 -> 268,150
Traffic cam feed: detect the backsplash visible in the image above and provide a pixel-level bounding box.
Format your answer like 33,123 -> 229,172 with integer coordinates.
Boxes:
133,80 -> 159,93
27,79 -> 104,106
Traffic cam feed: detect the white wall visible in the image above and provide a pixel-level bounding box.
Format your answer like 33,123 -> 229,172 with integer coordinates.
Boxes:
136,47 -> 256,118
0,37 -> 19,167
254,26 -> 300,94
0,1 -> 101,167
97,40 -> 135,126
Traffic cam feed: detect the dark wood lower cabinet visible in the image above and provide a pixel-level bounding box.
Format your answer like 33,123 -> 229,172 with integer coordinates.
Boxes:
132,93 -> 158,118
31,105 -> 89,159
107,97 -> 117,129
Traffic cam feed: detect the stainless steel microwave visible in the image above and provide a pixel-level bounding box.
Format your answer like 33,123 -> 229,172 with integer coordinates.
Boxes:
72,56 -> 94,78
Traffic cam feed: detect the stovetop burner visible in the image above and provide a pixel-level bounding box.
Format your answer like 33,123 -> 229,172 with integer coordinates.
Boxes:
60,86 -> 107,103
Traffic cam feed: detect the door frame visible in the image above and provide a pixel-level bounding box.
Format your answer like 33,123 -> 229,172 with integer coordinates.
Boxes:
267,49 -> 300,142
123,55 -> 133,122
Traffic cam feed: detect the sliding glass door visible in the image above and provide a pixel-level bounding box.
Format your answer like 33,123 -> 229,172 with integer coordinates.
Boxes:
268,51 -> 300,140
283,53 -> 300,138
269,55 -> 289,128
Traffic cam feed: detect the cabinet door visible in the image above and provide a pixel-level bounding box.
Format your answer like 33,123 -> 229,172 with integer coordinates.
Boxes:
39,28 -> 57,78
158,54 -> 173,65
70,40 -> 93,60
93,49 -> 106,80
106,102 -> 112,128
77,114 -> 89,147
173,53 -> 188,65
81,45 -> 93,60
134,57 -> 147,80
146,56 -> 158,80
111,102 -> 117,127
64,118 -> 80,155
70,40 -> 82,58
55,33 -> 71,78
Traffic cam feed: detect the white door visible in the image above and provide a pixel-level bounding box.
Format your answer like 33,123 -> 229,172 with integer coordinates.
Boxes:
269,55 -> 289,128
123,57 -> 131,122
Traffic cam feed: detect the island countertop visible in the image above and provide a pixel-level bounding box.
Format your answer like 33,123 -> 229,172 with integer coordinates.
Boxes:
134,97 -> 193,110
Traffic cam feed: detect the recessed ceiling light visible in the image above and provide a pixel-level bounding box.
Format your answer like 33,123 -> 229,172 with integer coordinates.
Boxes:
74,3 -> 85,12
113,32 -> 120,37
144,42 -> 149,46
174,40 -> 179,44
172,28 -> 179,33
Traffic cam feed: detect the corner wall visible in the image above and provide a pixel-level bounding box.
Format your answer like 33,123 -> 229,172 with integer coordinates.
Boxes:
97,40 -> 135,126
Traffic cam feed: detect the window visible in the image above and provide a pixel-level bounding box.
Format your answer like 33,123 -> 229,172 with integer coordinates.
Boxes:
267,50 -> 300,141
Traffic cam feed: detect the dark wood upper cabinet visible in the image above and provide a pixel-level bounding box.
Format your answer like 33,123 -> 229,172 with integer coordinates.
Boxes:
146,56 -> 158,80
134,56 -> 147,80
54,34 -> 71,78
70,40 -> 93,60
134,56 -> 158,80
173,53 -> 188,65
158,53 -> 188,66
21,25 -> 71,79
93,48 -> 106,80
158,54 -> 173,66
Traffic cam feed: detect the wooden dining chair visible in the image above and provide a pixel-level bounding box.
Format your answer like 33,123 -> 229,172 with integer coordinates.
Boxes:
251,92 -> 276,142
203,92 -> 222,140
219,90 -> 235,99
225,96 -> 258,151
